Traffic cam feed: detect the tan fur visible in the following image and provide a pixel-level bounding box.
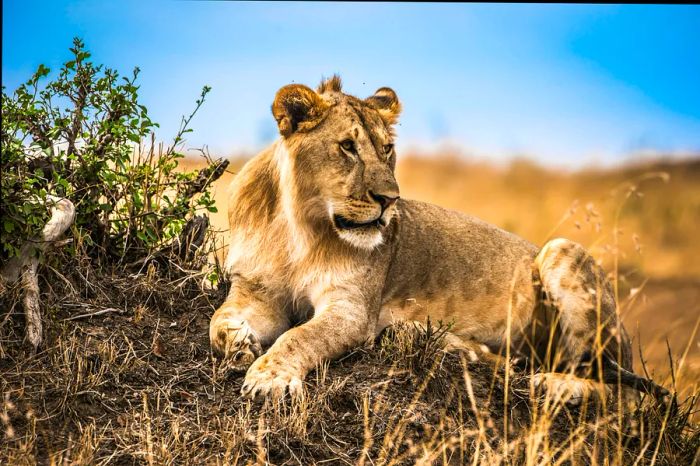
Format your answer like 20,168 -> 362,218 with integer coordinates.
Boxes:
210,76 -> 634,401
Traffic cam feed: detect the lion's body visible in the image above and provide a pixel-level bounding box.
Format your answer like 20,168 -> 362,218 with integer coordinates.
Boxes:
209,76 -> 653,401
378,199 -> 540,350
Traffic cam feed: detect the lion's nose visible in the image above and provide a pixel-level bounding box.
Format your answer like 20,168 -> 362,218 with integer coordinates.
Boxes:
369,191 -> 399,210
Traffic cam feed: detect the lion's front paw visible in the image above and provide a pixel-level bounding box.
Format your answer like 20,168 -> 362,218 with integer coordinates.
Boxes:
210,318 -> 262,372
241,354 -> 304,400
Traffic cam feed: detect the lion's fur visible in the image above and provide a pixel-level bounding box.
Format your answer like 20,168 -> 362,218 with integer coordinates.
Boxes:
210,76 -> 638,400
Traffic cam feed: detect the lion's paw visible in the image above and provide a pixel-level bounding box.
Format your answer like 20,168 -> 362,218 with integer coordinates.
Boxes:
532,372 -> 598,407
241,354 -> 304,400
210,318 -> 262,372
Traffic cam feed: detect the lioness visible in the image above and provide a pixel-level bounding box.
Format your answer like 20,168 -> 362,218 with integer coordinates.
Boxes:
211,76 -> 666,402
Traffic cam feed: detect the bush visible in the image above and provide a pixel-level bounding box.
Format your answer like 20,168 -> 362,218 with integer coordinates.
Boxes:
1,38 -> 225,266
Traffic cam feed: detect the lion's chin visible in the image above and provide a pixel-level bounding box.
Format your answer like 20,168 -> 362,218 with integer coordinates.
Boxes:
335,227 -> 384,250
330,213 -> 386,249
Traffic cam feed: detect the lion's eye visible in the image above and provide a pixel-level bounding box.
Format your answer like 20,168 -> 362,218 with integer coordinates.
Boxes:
383,144 -> 394,154
340,139 -> 356,153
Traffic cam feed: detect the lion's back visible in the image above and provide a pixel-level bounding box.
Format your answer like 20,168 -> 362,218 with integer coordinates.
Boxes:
382,199 -> 538,307
395,199 -> 538,259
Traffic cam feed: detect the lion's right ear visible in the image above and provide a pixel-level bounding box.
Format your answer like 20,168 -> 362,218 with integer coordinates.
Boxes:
365,87 -> 401,126
271,84 -> 329,138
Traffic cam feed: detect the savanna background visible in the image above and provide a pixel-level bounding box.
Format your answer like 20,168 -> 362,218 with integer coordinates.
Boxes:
2,2 -> 699,464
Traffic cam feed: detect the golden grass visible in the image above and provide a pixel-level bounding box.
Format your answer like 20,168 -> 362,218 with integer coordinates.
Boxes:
2,307 -> 697,465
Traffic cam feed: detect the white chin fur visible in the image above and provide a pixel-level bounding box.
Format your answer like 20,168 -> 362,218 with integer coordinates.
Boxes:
336,228 -> 384,250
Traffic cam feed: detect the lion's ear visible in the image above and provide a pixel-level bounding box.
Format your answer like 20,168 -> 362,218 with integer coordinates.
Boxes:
365,87 -> 401,126
272,84 -> 329,138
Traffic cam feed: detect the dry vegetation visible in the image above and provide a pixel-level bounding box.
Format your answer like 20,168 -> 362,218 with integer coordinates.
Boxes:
2,153 -> 699,465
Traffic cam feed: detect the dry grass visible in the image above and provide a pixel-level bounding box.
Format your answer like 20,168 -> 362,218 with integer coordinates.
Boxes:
2,285 -> 697,464
2,153 -> 699,464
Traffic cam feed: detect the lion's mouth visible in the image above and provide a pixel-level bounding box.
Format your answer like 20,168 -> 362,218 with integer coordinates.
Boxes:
333,215 -> 386,230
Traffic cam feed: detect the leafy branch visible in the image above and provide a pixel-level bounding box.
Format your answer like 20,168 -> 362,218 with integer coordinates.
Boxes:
1,37 -> 226,266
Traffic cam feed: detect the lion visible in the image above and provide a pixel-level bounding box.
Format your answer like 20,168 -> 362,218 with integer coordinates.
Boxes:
210,75 -> 667,403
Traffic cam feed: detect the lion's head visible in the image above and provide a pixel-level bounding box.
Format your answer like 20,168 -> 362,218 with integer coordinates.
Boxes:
271,75 -> 402,250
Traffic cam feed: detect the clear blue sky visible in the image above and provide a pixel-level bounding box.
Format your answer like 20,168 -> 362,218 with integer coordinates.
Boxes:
3,1 -> 700,166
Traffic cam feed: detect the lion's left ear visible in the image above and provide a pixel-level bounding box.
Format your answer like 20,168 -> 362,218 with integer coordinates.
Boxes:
365,87 -> 401,125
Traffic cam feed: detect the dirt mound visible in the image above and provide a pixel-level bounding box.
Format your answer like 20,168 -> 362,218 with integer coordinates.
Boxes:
1,265 -> 697,465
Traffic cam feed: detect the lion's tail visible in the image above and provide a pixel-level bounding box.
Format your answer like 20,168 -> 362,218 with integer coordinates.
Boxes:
582,350 -> 670,400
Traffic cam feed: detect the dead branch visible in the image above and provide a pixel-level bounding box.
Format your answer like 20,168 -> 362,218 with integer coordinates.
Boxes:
173,215 -> 210,262
1,196 -> 76,351
62,307 -> 124,321
182,158 -> 230,198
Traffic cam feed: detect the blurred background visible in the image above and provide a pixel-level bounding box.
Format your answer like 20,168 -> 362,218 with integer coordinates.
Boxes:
3,1 -> 699,393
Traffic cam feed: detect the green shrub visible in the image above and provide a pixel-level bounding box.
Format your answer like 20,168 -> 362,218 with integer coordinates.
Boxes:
1,38 -> 222,265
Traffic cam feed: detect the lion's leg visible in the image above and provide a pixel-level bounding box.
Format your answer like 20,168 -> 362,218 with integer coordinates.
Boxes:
534,238 -> 648,406
242,288 -> 373,399
210,277 -> 290,370
535,238 -> 627,370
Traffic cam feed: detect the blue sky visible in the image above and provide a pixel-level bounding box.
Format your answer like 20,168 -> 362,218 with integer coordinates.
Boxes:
3,1 -> 700,166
